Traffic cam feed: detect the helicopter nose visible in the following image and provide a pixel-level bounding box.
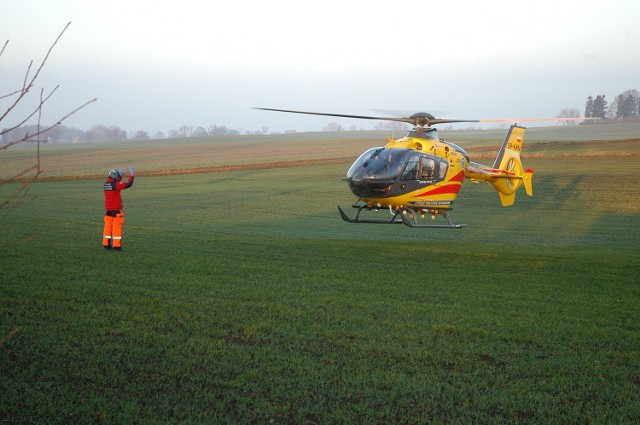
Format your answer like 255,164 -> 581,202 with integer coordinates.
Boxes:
348,178 -> 395,198
348,180 -> 367,197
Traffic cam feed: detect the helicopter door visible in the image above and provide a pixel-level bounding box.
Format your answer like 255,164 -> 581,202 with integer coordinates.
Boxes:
401,155 -> 420,180
419,157 -> 436,183
401,154 -> 441,192
400,155 -> 422,193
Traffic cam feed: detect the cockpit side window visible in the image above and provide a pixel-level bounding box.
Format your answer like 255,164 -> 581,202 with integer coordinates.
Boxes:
402,156 -> 420,180
400,154 -> 448,182
439,160 -> 448,179
420,157 -> 436,179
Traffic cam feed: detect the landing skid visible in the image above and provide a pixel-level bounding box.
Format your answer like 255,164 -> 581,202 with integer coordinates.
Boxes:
338,204 -> 467,228
399,208 -> 467,229
338,204 -> 403,224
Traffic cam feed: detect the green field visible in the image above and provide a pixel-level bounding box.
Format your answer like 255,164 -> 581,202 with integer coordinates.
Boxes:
3,122 -> 640,179
1,127 -> 639,423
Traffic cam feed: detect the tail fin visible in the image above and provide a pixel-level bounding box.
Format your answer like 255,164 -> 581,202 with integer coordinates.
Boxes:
491,125 -> 534,206
492,125 -> 525,170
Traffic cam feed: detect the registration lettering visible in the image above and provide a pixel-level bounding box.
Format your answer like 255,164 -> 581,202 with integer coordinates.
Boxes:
507,142 -> 521,152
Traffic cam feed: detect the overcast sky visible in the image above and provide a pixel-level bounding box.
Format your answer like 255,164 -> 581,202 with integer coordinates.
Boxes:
2,0 -> 639,134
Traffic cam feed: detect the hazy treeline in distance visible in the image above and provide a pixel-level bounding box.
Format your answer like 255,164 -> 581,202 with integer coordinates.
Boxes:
3,89 -> 640,145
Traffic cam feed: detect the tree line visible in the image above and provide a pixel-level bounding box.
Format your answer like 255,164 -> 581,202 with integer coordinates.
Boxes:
0,123 -> 245,145
4,88 -> 639,146
584,89 -> 640,120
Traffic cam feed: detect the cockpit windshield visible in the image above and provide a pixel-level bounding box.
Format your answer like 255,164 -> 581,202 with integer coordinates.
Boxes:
347,148 -> 413,181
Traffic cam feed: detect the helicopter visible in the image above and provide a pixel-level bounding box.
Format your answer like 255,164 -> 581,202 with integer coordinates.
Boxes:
255,108 -> 578,228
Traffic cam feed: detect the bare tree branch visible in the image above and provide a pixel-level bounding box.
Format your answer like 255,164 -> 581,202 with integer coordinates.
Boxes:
0,97 -> 97,151
0,189 -> 37,220
0,85 -> 60,136
21,60 -> 34,91
0,89 -> 24,101
37,88 -> 43,174
1,21 -> 95,216
0,164 -> 39,185
0,21 -> 71,123
0,178 -> 38,209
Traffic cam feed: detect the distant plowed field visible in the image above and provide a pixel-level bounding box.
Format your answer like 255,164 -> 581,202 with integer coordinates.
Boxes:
2,123 -> 639,181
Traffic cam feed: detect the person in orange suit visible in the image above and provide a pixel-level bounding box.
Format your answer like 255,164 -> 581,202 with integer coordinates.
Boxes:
103,167 -> 134,251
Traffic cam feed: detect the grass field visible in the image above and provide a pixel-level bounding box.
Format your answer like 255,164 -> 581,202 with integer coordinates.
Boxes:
3,122 -> 640,179
1,126 -> 639,424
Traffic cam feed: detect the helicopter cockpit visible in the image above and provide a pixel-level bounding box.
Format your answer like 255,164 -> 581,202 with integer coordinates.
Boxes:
346,148 -> 448,197
347,147 -> 405,182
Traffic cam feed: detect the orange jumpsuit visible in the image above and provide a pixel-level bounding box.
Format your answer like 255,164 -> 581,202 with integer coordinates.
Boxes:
103,173 -> 134,249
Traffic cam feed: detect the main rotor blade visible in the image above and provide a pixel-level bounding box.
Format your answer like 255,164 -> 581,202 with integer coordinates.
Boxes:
430,118 -> 480,125
479,117 -> 589,123
254,107 -> 480,126
254,107 -> 411,123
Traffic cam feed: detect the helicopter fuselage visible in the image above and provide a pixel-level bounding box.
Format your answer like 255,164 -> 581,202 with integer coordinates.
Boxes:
345,129 -> 469,213
254,107 -> 535,228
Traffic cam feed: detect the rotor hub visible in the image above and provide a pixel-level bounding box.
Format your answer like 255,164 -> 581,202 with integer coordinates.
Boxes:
409,112 -> 436,127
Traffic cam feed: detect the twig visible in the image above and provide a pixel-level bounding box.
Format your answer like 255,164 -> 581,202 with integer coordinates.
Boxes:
0,85 -> 59,136
0,164 -> 39,184
0,21 -> 96,217
0,177 -> 39,209
0,89 -> 24,101
37,88 -> 43,173
0,97 -> 97,151
0,21 -> 71,123
0,187 -> 36,220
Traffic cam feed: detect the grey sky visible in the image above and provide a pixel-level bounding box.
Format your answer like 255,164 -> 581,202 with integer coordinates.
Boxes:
2,0 -> 639,134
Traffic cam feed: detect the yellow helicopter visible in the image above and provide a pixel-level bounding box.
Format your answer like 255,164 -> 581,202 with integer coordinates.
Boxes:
256,108 -> 577,228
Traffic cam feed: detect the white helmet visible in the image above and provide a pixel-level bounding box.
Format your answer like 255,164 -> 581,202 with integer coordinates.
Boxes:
108,169 -> 121,179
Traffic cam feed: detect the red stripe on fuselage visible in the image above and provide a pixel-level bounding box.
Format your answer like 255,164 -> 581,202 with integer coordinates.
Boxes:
449,171 -> 465,182
415,171 -> 465,197
416,184 -> 461,197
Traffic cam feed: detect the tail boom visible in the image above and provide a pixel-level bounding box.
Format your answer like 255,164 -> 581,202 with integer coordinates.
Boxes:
465,125 -> 534,206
